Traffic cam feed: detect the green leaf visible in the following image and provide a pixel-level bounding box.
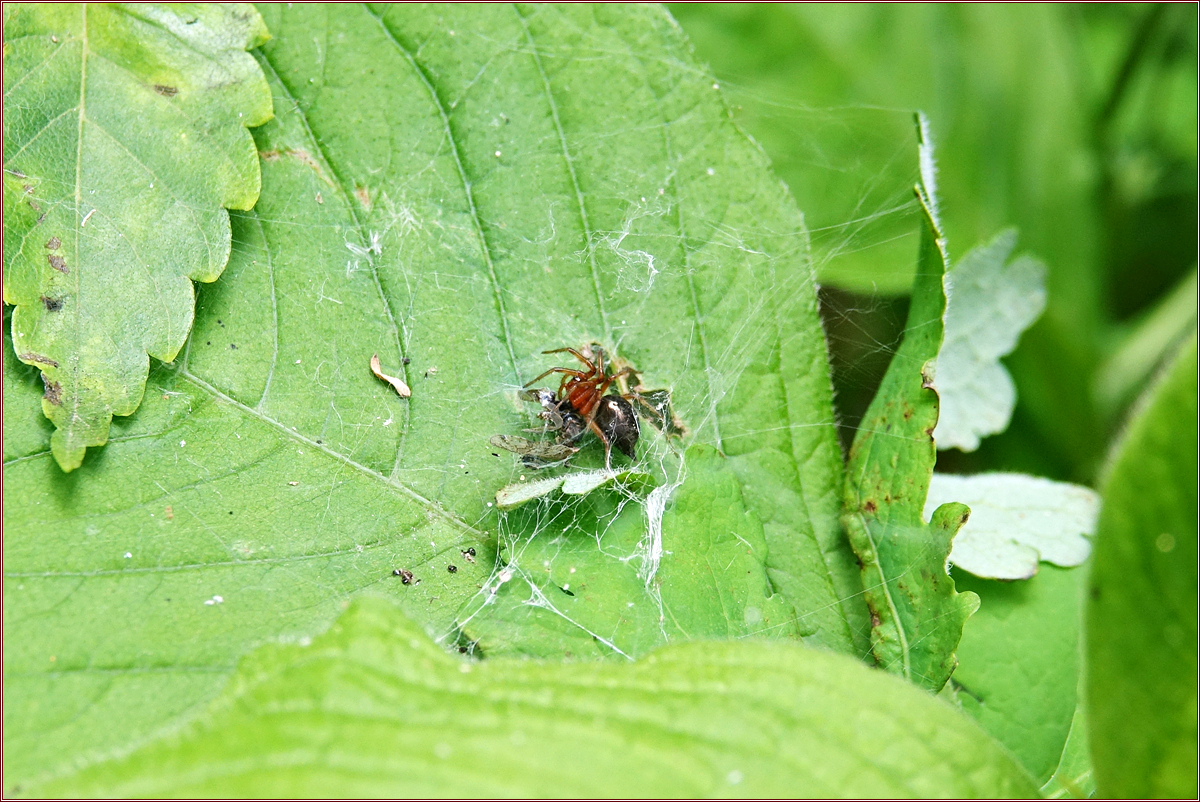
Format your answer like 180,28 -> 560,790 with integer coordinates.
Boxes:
2,3 -> 273,471
2,4 -> 863,786
462,445 -> 800,658
1094,267 -> 1198,422
842,114 -> 979,692
1086,334 -> 1197,798
1040,704 -> 1096,799
32,597 -> 1040,798
934,230 -> 1046,452
951,565 -> 1086,783
664,4 -> 924,295
926,473 -> 1098,580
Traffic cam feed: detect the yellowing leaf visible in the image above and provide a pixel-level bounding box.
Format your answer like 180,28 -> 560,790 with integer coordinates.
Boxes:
2,3 -> 272,470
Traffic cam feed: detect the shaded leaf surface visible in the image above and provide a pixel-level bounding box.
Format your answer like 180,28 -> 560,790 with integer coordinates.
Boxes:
927,472 -> 1097,580
952,565 -> 1086,783
934,229 -> 1046,452
2,3 -> 272,470
1086,334 -> 1197,799
841,117 -> 979,692
34,597 -> 1040,798
2,4 -> 860,787
462,445 -> 799,659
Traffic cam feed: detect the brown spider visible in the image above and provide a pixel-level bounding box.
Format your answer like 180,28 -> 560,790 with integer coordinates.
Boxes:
523,346 -> 642,468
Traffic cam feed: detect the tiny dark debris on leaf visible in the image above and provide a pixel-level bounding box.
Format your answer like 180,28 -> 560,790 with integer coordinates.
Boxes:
42,377 -> 62,406
393,569 -> 417,585
153,84 -> 178,97
447,564 -> 457,573
462,547 -> 476,564
40,296 -> 62,312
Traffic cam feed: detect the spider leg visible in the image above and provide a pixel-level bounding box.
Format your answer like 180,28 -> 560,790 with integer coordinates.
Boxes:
585,415 -> 614,471
523,366 -> 587,388
541,347 -> 594,369
625,392 -> 668,427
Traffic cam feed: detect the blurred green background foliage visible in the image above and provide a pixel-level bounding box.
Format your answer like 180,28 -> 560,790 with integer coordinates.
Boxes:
669,2 -> 1197,481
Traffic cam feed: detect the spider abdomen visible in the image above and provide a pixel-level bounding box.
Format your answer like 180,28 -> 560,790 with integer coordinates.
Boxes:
595,396 -> 639,459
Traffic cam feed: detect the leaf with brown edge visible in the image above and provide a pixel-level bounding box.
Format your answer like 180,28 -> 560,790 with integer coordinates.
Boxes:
841,114 -> 979,692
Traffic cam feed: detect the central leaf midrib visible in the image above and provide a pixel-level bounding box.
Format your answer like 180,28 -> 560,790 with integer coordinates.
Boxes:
513,5 -> 611,346
70,3 -> 87,447
368,6 -> 522,391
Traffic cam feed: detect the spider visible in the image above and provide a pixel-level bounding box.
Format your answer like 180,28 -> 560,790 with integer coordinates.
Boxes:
522,345 -> 642,468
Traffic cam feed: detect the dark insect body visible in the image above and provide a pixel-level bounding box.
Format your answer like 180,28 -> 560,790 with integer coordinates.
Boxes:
522,345 -> 671,468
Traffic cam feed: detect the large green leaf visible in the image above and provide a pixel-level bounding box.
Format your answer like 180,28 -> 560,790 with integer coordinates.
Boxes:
32,597 -> 1040,797
951,565 -> 1086,784
2,3 -> 272,471
1086,334 -> 1197,798
842,116 -> 978,692
2,4 -> 865,787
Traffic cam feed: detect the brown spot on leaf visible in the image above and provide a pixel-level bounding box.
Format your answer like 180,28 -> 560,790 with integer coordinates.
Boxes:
19,352 -> 59,367
47,254 -> 68,273
354,185 -> 371,210
41,295 -> 63,312
285,149 -> 335,187
42,377 -> 62,405
863,500 -> 877,513
870,612 -> 881,628
153,84 -> 178,97
22,184 -> 34,194
45,236 -> 61,250
902,408 -> 912,420
259,150 -> 281,161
